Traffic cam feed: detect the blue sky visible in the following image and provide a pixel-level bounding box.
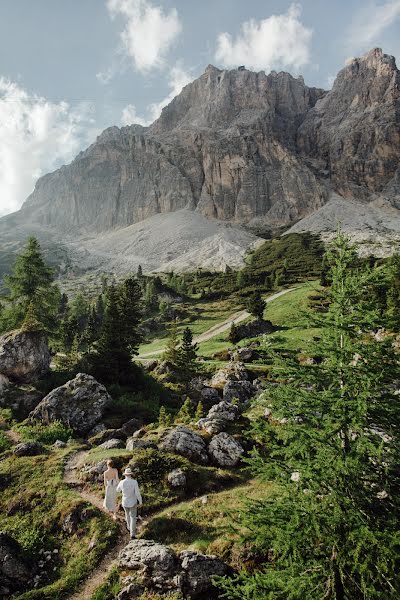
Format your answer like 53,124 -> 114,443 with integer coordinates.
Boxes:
0,0 -> 399,215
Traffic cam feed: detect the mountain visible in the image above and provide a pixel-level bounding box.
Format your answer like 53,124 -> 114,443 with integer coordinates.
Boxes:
1,48 -> 399,275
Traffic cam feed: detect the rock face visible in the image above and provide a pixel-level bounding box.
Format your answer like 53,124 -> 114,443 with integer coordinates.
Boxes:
160,426 -> 208,464
0,330 -> 50,383
29,373 -> 112,436
208,361 -> 249,390
180,550 -> 229,598
208,432 -> 244,467
1,48 -> 399,273
118,540 -> 178,589
0,531 -> 34,597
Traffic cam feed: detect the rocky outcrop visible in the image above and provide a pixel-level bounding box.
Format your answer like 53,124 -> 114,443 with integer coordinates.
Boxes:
197,400 -> 241,434
159,426 -> 208,464
208,432 -> 244,467
0,330 -> 50,383
223,380 -> 255,404
0,385 -> 43,419
13,441 -> 45,457
98,438 -> 125,450
167,468 -> 187,488
0,531 -> 34,597
208,361 -> 249,390
29,373 -> 112,436
118,540 -> 230,597
230,319 -> 274,343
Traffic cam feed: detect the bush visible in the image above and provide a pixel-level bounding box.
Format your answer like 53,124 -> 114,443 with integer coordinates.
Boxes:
16,420 -> 73,444
0,431 -> 11,453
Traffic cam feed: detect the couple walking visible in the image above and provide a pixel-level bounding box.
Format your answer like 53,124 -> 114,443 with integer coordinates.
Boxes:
103,459 -> 142,539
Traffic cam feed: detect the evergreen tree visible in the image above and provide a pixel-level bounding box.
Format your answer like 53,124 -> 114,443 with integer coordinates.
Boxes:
218,234 -> 400,599
120,276 -> 143,355
229,322 -> 238,344
246,290 -> 266,320
163,319 -> 180,365
175,397 -> 193,424
158,406 -> 172,427
1,237 -> 60,332
177,327 -> 198,389
385,254 -> 400,332
194,400 -> 204,421
137,264 -> 143,278
144,279 -> 157,310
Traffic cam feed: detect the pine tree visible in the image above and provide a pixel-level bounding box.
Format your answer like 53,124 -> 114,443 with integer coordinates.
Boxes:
158,406 -> 172,427
2,237 -> 60,332
175,397 -> 193,424
163,319 -> 180,365
246,290 -> 266,320
144,279 -> 157,309
194,400 -> 204,421
177,327 -> 198,389
218,234 -> 400,599
137,264 -> 143,278
120,276 -> 143,355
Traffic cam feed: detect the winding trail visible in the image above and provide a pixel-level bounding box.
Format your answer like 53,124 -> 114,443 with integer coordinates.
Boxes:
139,287 -> 295,358
63,450 -> 130,600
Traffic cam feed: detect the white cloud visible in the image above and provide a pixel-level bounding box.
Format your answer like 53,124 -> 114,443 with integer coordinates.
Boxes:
121,103 -> 149,126
106,0 -> 182,73
215,3 -> 312,72
0,78 -> 97,216
121,64 -> 192,125
347,1 -> 400,51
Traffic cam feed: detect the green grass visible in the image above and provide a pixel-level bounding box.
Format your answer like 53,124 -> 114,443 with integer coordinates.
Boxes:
140,478 -> 277,567
0,445 -> 119,599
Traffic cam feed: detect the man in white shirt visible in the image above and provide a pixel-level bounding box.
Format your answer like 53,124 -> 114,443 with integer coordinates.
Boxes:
116,467 -> 143,539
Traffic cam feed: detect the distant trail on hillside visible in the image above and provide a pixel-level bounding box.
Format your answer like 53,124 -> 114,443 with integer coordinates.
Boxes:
139,287 -> 295,359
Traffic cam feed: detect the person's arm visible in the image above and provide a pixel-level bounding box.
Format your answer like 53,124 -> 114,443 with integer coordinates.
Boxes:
135,480 -> 143,505
104,472 -> 107,489
116,480 -> 123,493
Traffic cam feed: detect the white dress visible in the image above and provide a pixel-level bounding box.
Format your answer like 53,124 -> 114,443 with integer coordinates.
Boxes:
103,477 -> 119,511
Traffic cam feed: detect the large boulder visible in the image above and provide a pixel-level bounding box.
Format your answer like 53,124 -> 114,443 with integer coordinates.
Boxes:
0,330 -> 50,383
29,373 -> 112,436
167,468 -> 187,488
196,417 -> 227,435
179,550 -> 229,598
13,441 -> 45,457
197,401 -> 241,434
118,539 -> 178,589
98,438 -> 125,450
160,426 -> 208,464
208,362 -> 249,389
0,531 -> 34,597
231,320 -> 274,343
223,380 -> 255,404
208,432 -> 244,467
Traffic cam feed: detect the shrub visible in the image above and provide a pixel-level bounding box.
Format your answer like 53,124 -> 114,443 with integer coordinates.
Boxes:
16,420 -> 73,444
0,431 -> 11,453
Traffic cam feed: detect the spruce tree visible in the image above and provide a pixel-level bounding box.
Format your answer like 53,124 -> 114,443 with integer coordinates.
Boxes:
177,327 -> 198,389
175,397 -> 193,424
194,400 -> 204,421
120,276 -> 143,355
2,237 -> 59,332
219,234 -> 400,599
246,290 -> 266,320
163,319 -> 180,365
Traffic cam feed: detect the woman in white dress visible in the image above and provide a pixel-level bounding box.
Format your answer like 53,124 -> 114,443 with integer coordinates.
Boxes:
103,459 -> 119,520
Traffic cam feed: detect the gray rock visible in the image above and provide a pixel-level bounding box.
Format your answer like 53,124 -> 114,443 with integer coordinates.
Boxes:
120,418 -> 142,437
126,438 -> 157,451
209,362 -> 249,389
118,539 -> 178,588
208,432 -> 244,467
13,441 -> 45,457
197,417 -> 227,435
232,346 -> 254,362
29,373 -> 112,436
207,401 -> 241,422
0,330 -> 50,383
223,380 -> 255,404
180,550 -> 229,598
98,438 -> 125,450
87,422 -> 107,438
0,385 -> 43,419
160,426 -> 208,464
0,531 -> 33,596
52,440 -> 67,449
200,387 -> 220,404
82,460 -> 108,482
89,428 -> 127,445
231,320 -> 274,343
167,468 -> 186,488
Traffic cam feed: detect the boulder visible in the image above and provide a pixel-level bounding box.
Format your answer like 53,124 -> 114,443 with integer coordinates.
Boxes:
98,438 -> 125,450
179,550 -> 229,598
13,441 -> 45,457
118,539 -> 178,589
197,417 -> 227,435
81,460 -> 107,482
0,385 -> 43,419
160,426 -> 208,464
223,380 -> 255,404
231,320 -> 274,343
167,468 -> 186,488
207,401 -> 240,422
89,428 -> 127,445
53,440 -> 67,449
87,423 -> 107,438
0,531 -> 33,597
126,438 -> 157,451
29,373 -> 112,436
208,433 -> 244,467
0,330 -> 50,383
120,418 -> 142,437
208,362 -> 249,389
231,346 -> 255,362
200,387 -> 220,404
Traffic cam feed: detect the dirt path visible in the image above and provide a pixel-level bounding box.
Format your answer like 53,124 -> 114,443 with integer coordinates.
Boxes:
139,287 -> 295,358
3,428 -> 21,444
63,450 -> 130,600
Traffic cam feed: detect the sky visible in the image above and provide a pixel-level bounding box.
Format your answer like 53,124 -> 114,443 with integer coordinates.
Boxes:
0,0 -> 399,217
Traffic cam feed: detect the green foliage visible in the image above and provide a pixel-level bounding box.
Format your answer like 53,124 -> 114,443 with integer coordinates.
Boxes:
163,319 -> 180,365
175,397 -> 193,424
246,290 -> 266,320
219,234 -> 400,599
228,322 -> 239,344
0,431 -> 11,453
194,401 -> 204,421
176,327 -> 198,388
158,406 -> 173,427
16,421 -> 73,445
0,237 -> 60,334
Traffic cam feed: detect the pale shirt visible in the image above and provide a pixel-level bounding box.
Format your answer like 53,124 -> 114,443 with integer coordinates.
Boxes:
116,477 -> 142,508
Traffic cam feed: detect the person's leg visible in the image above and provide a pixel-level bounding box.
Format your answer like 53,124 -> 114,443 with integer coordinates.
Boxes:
123,507 -> 130,531
129,505 -> 137,538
